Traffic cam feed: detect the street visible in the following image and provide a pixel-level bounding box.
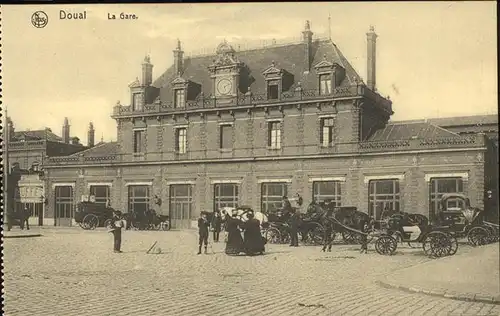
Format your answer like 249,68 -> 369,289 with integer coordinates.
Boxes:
3,228 -> 499,316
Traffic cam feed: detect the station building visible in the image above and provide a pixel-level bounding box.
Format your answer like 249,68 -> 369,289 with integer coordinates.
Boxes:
43,22 -> 499,228
5,117 -> 91,226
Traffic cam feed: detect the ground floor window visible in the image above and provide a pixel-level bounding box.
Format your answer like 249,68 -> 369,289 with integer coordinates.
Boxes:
128,185 -> 150,214
90,185 -> 111,206
261,182 -> 287,214
214,183 -> 239,211
55,186 -> 74,219
312,181 -> 341,206
429,177 -> 464,221
169,184 -> 193,222
368,179 -> 400,220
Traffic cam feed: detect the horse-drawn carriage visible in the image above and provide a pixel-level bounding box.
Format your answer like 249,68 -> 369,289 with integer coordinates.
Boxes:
262,205 -> 325,245
434,193 -> 499,246
372,213 -> 459,257
123,209 -> 170,231
368,193 -> 499,257
75,201 -> 115,230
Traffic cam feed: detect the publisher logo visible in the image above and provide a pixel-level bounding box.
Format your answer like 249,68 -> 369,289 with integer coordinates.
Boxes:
31,11 -> 49,28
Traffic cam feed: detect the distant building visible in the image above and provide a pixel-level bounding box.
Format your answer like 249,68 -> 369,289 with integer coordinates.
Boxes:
44,22 -> 498,228
5,117 -> 91,226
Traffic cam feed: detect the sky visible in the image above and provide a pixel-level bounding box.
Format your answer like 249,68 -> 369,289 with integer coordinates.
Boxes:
2,2 -> 497,144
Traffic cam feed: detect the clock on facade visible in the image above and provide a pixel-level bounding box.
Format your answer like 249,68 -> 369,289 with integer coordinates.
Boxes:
217,78 -> 233,95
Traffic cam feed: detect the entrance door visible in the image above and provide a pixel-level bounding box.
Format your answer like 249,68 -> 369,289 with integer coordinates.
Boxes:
55,186 -> 74,226
169,184 -> 193,229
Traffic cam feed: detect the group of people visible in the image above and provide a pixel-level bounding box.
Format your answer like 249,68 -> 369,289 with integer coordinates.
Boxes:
197,208 -> 266,256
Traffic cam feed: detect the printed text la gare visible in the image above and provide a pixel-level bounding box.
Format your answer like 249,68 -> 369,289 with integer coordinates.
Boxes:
108,12 -> 138,20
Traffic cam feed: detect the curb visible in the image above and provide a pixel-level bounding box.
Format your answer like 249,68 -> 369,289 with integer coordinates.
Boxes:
376,280 -> 500,305
4,234 -> 43,239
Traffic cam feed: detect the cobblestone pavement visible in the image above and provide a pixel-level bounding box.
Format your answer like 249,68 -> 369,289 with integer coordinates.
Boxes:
3,228 -> 500,316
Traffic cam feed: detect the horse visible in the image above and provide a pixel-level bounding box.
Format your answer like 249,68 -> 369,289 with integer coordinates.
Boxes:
314,204 -> 371,244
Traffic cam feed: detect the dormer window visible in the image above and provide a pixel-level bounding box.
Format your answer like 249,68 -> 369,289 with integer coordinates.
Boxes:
319,74 -> 332,95
132,93 -> 142,111
174,89 -> 185,108
262,62 -> 294,101
314,57 -> 346,95
267,80 -> 279,100
171,76 -> 201,108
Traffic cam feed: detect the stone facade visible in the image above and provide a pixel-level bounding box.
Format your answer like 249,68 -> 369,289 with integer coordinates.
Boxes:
42,22 -> 499,228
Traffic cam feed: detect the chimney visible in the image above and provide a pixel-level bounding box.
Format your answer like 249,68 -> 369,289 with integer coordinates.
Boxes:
87,122 -> 95,147
173,39 -> 184,76
62,117 -> 70,144
366,25 -> 378,91
141,55 -> 153,86
302,20 -> 313,71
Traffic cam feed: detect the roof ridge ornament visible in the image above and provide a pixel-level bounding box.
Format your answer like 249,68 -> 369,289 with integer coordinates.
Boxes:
210,39 -> 240,68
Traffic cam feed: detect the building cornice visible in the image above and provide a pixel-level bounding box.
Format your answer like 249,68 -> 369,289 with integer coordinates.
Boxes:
43,146 -> 487,169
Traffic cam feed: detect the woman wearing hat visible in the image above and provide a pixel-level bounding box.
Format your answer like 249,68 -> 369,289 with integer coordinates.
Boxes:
242,210 -> 265,255
225,209 -> 244,255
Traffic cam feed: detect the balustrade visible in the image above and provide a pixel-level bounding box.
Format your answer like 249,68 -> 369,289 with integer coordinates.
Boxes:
111,85 -> 364,117
43,134 -> 485,167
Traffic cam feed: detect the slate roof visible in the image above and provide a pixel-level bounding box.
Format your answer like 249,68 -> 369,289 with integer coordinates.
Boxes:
69,142 -> 120,157
427,114 -> 498,127
152,39 -> 363,103
368,122 -> 461,142
13,129 -> 62,142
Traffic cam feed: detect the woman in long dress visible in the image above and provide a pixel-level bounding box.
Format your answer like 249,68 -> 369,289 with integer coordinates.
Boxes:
243,211 -> 266,255
225,210 -> 244,255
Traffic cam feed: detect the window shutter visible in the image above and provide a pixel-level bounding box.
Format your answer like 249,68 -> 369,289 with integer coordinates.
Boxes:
267,122 -> 272,146
328,126 -> 333,145
319,119 -> 324,144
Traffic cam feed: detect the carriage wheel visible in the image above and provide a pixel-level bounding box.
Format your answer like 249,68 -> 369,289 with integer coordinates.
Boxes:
342,231 -> 356,244
468,227 -> 490,246
282,230 -> 291,244
483,226 -> 497,243
375,235 -> 397,255
265,228 -> 281,244
447,234 -> 458,256
82,214 -> 99,230
79,221 -> 89,230
103,219 -> 113,229
307,223 -> 325,245
423,232 -> 451,258
152,223 -> 161,230
162,221 -> 170,231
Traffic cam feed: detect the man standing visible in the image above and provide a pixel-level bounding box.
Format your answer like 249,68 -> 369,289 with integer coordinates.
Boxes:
322,208 -> 335,252
198,212 -> 210,254
289,209 -> 300,247
109,211 -> 125,253
211,210 -> 222,242
20,206 -> 30,230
